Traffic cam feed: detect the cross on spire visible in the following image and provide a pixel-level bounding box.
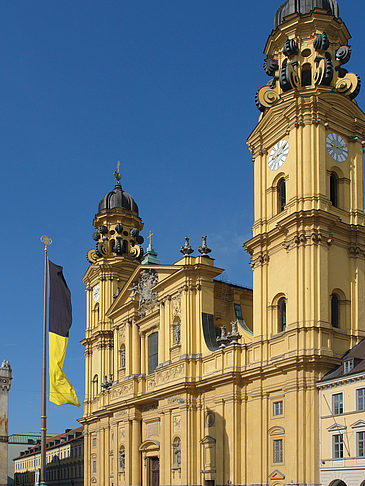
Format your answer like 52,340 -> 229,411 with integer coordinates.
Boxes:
148,231 -> 154,246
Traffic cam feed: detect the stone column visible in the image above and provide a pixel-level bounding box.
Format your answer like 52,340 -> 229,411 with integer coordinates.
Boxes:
0,361 -> 12,486
131,416 -> 141,486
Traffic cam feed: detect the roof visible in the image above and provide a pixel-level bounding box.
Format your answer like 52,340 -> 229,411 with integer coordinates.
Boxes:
320,339 -> 365,382
14,426 -> 83,460
274,0 -> 339,29
9,433 -> 57,445
98,181 -> 138,214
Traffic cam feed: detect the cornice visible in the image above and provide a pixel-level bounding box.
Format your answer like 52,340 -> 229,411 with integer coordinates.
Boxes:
317,372 -> 365,390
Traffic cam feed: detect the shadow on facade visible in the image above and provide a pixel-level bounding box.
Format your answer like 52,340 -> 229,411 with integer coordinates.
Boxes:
201,409 -> 230,486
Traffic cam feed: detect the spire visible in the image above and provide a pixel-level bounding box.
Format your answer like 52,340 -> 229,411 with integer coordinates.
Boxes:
142,231 -> 160,265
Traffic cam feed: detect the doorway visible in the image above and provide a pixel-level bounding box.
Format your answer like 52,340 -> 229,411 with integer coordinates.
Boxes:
149,456 -> 160,486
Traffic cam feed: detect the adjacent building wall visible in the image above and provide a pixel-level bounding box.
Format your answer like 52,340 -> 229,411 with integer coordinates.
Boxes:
0,361 -> 12,486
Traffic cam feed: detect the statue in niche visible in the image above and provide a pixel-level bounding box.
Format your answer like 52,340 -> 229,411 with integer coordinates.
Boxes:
173,321 -> 181,345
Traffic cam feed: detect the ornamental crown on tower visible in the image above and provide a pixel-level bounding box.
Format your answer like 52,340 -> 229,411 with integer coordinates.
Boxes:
86,167 -> 145,264
255,0 -> 361,113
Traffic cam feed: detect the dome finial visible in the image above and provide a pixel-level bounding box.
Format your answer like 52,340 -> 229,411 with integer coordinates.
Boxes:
113,160 -> 122,184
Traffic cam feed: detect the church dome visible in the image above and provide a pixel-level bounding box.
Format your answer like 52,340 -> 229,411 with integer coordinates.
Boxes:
274,0 -> 339,28
98,181 -> 139,214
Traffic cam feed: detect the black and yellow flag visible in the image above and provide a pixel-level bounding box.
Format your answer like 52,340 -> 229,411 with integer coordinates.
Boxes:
49,261 -> 80,407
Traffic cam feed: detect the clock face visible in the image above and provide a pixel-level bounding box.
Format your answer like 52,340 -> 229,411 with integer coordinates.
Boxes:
93,284 -> 100,303
268,140 -> 289,171
327,133 -> 348,162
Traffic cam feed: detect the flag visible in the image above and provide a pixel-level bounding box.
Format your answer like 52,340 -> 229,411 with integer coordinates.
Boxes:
48,261 -> 80,407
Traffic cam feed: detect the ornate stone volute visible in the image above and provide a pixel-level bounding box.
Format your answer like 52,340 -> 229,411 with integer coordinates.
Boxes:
255,5 -> 361,113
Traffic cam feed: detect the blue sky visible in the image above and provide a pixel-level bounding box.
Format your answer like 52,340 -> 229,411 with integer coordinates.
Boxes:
1,0 -> 365,435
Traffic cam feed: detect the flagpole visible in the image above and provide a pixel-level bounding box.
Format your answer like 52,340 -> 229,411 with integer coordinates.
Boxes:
40,235 -> 52,486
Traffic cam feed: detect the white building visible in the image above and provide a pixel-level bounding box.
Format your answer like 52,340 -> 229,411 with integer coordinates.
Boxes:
318,340 -> 365,486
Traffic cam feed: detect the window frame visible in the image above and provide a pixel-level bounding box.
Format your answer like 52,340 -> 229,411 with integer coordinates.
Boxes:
278,298 -> 287,332
356,388 -> 365,411
357,431 -> 365,458
273,438 -> 283,464
277,178 -> 286,213
332,392 -> 344,415
148,332 -> 159,374
273,400 -> 283,417
333,433 -> 344,459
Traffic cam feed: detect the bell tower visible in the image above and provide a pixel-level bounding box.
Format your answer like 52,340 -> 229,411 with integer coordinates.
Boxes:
246,0 -> 365,355
81,169 -> 144,414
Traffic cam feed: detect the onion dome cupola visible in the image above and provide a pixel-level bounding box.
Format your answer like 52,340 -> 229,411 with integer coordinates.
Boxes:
255,0 -> 361,114
87,165 -> 144,264
274,0 -> 339,29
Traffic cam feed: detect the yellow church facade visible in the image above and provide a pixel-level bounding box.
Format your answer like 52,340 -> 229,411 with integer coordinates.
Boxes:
80,2 -> 365,486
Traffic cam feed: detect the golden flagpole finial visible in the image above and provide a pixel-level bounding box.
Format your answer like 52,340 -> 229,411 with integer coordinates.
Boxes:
40,235 -> 52,252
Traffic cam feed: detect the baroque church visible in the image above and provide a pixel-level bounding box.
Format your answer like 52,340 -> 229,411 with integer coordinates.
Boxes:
79,1 -> 365,486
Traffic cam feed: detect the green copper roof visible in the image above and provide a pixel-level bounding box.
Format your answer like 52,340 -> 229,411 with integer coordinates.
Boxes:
142,243 -> 160,265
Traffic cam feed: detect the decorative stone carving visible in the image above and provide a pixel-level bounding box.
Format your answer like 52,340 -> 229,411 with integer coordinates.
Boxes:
314,55 -> 334,86
314,32 -> 330,51
173,321 -> 181,345
336,46 -> 351,64
264,58 -> 279,77
131,269 -> 158,317
198,236 -> 212,257
255,86 -> 281,112
335,73 -> 361,100
172,295 -> 181,318
180,236 -> 194,257
283,39 -> 298,57
279,61 -> 300,92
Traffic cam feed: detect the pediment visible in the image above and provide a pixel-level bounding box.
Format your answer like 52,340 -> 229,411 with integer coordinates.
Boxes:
327,423 -> 347,432
107,264 -> 181,318
139,439 -> 160,452
269,469 -> 285,480
200,435 -> 216,445
351,420 -> 365,429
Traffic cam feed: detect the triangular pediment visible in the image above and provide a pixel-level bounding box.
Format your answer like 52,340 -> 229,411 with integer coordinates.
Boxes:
327,423 -> 347,432
351,420 -> 365,429
106,264 -> 182,318
269,470 -> 285,480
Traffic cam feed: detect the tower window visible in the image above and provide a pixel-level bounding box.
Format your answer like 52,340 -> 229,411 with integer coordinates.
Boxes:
148,332 -> 159,374
301,63 -> 312,87
331,293 -> 339,328
278,298 -> 287,332
277,178 -> 286,212
330,172 -> 338,207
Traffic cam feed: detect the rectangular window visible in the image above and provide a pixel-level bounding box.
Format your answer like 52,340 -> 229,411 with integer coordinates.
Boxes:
273,439 -> 283,463
93,461 -> 96,474
333,434 -> 344,459
273,401 -> 283,416
148,332 -> 159,374
332,393 -> 344,415
93,437 -> 96,447
357,431 -> 365,457
344,360 -> 354,373
357,388 -> 365,411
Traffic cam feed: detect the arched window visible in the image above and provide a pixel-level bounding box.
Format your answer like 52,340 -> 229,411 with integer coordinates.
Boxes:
120,345 -> 126,368
278,298 -> 287,332
330,172 -> 338,207
173,438 -> 181,466
148,332 -> 159,374
331,293 -> 339,328
301,63 -> 312,87
277,178 -> 286,213
92,375 -> 99,398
